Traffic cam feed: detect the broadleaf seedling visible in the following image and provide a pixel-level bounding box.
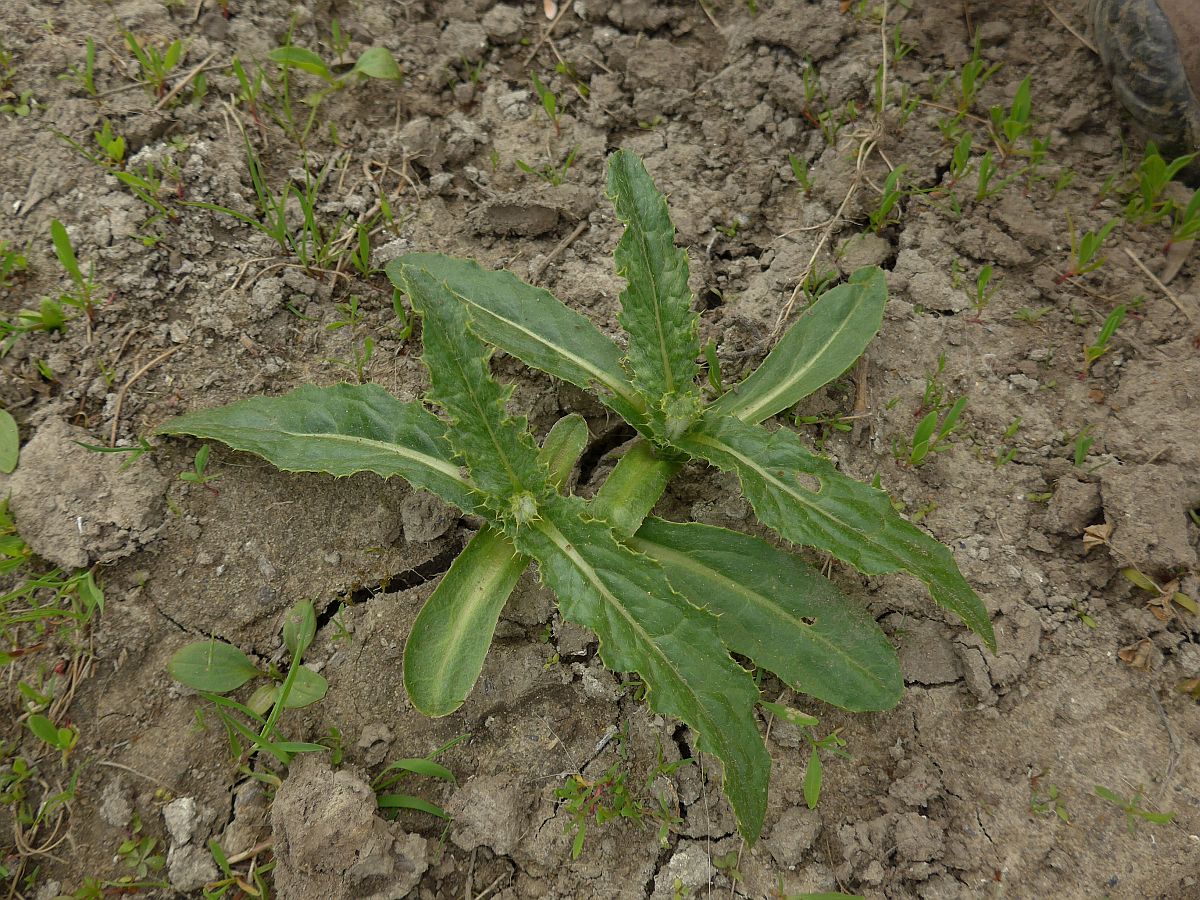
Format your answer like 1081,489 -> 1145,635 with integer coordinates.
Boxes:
157,150 -> 994,843
1059,215 -> 1118,282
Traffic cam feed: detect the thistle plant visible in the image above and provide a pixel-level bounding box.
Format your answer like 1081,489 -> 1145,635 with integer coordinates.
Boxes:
156,151 -> 993,843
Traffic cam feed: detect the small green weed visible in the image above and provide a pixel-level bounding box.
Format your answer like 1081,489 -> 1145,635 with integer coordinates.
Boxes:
1094,784 -> 1174,833
531,70 -> 561,136
967,263 -> 999,322
61,37 -> 97,97
1081,305 -> 1126,375
516,145 -> 579,186
1059,215 -> 1118,282
1124,142 -> 1195,225
989,76 -> 1032,158
372,734 -> 468,821
179,445 -> 220,490
1029,773 -> 1069,823
123,31 -> 184,98
0,240 -> 27,291
168,599 -> 329,772
869,166 -> 906,232
50,220 -> 100,317
897,398 -> 967,466
788,152 -> 813,195
557,747 -> 693,858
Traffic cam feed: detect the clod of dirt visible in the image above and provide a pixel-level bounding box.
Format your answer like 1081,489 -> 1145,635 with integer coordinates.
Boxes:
892,617 -> 962,686
271,756 -> 428,900
481,5 -> 524,44
650,841 -> 715,899
1101,463 -> 1200,574
167,844 -> 220,893
763,806 -> 822,867
1,418 -> 167,569
894,812 -> 945,864
399,492 -> 456,544
446,773 -> 533,857
162,796 -> 201,845
1043,477 -> 1102,536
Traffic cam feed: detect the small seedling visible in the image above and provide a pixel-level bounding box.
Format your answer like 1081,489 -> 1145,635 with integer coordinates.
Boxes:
1081,304 -> 1126,375
1029,775 -> 1069,823
0,408 -> 16,474
93,120 -> 125,166
989,75 -> 1032,157
26,715 -> 78,763
788,152 -> 813,195
557,747 -> 692,858
869,166 -> 906,232
530,71 -> 560,136
1071,425 -> 1094,468
967,263 -> 999,322
1169,188 -> 1200,247
168,599 -> 329,768
157,151 -> 994,844
372,734 -> 467,821
516,145 -> 578,186
1094,784 -> 1174,833
897,397 -> 968,466
0,240 -> 27,290
1059,215 -> 1118,282
956,38 -> 1002,116
179,445 -> 220,490
117,814 -> 165,878
1013,306 -> 1051,324
1124,142 -> 1196,225
61,38 -> 97,96
993,417 -> 1020,467
50,220 -> 99,315
123,31 -> 184,98
975,151 -> 1014,201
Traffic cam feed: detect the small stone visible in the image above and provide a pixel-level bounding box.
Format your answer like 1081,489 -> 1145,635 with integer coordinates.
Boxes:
163,797 -> 199,846
166,843 -> 219,893
482,5 -> 524,43
99,778 -> 132,828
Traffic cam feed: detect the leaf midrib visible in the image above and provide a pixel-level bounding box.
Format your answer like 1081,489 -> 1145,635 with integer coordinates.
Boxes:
444,283 -> 646,415
535,516 -> 714,732
191,426 -> 468,483
628,530 -> 890,691
723,290 -> 867,424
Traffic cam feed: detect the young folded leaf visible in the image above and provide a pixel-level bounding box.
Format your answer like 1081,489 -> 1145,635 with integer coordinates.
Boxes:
154,383 -> 478,512
676,414 -> 995,650
629,519 -> 903,711
606,150 -> 701,434
516,494 -> 769,842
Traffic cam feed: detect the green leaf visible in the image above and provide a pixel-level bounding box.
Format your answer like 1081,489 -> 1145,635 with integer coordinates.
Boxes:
282,600 -> 316,657
386,254 -> 646,430
518,495 -> 769,843
539,414 -> 589,490
404,525 -> 527,716
50,220 -> 83,287
169,641 -> 260,693
403,418 -> 593,718
803,746 -> 823,809
155,383 -> 478,513
0,408 -> 18,473
350,47 -> 402,81
710,267 -> 887,424
396,263 -> 547,504
282,665 -> 328,708
629,519 -> 902,711
606,150 -> 700,407
759,701 -> 819,728
27,714 -> 61,748
374,758 -> 456,783
268,46 -> 334,81
678,415 -> 995,650
376,794 -> 450,819
589,440 -> 681,535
